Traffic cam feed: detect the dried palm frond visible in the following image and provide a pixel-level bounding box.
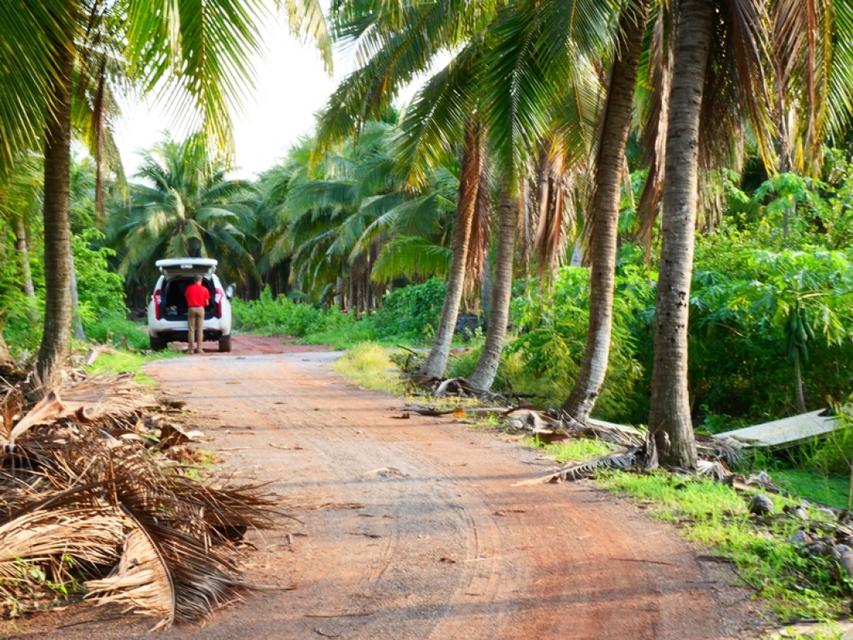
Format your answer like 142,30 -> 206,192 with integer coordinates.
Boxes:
0,507 -> 124,606
0,375 -> 279,627
86,524 -> 174,625
519,436 -> 659,485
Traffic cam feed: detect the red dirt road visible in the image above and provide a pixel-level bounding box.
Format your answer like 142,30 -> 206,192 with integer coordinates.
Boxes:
6,337 -> 762,640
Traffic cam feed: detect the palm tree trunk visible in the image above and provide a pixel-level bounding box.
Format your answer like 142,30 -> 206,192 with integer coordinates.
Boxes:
421,123 -> 483,378
14,215 -> 36,299
94,68 -> 107,225
468,187 -> 517,390
649,0 -> 714,469
36,41 -> 75,386
563,2 -> 647,422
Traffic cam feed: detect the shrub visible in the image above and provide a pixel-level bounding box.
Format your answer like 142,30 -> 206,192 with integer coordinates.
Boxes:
86,315 -> 148,351
371,278 -> 445,341
504,266 -> 652,419
332,342 -> 403,393
232,287 -> 330,337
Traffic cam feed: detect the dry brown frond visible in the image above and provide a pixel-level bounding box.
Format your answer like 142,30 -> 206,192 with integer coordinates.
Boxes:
0,374 -> 278,628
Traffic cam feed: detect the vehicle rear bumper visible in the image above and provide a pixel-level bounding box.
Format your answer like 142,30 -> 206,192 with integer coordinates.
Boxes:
149,319 -> 229,341
152,329 -> 226,342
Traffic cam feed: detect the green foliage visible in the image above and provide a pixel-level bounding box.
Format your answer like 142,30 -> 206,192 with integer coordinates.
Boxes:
72,229 -> 127,326
232,287 -> 332,337
371,278 -> 446,341
332,342 -> 403,394
526,435 -> 614,462
599,472 -> 852,620
505,266 -> 652,418
234,280 -> 448,347
724,168 -> 853,250
85,316 -> 148,351
688,234 -> 852,423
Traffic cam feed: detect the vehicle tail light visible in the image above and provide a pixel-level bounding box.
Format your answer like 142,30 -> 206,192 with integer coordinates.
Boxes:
215,288 -> 223,318
153,289 -> 162,319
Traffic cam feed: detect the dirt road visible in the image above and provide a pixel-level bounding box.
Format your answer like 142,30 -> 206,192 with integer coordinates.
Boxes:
9,337 -> 761,639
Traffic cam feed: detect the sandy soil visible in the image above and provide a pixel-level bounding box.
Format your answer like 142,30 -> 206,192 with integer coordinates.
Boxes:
4,336 -> 765,640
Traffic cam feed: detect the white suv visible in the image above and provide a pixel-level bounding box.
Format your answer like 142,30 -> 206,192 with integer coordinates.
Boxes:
147,258 -> 234,352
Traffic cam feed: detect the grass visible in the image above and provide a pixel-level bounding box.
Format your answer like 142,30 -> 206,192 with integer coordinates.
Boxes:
332,342 -> 404,394
597,471 -> 852,621
771,469 -> 850,511
84,349 -> 175,386
526,435 -> 614,462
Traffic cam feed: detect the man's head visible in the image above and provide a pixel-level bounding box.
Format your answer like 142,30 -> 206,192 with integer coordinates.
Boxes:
193,275 -> 203,285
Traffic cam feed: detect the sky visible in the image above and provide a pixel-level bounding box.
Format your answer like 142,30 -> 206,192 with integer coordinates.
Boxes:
112,11 -> 356,181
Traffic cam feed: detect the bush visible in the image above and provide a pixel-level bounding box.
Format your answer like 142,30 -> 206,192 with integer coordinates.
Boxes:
86,315 -> 148,351
687,235 -> 852,424
234,280 -> 447,346
503,266 -> 652,419
232,287 -> 330,337
73,230 -> 127,325
371,278 -> 445,341
332,342 -> 403,393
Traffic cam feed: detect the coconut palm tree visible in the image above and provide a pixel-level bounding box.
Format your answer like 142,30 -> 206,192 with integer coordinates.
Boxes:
648,0 -> 775,468
320,0 -> 617,380
0,0 -> 330,384
109,134 -> 258,289
561,1 -> 648,421
260,120 -> 459,305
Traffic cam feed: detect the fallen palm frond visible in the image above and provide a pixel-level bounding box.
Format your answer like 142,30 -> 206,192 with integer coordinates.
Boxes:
0,375 -> 277,629
407,375 -> 536,404
517,435 -> 659,485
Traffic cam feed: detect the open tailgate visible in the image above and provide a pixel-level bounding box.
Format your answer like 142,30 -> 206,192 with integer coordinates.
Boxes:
155,258 -> 218,277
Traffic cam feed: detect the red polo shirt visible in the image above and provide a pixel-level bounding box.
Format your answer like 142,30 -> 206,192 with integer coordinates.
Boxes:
185,283 -> 210,308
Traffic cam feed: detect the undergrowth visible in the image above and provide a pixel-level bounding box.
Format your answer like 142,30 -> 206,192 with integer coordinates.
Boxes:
332,342 -> 403,394
84,349 -> 174,386
526,436 -> 614,463
597,471 -> 852,622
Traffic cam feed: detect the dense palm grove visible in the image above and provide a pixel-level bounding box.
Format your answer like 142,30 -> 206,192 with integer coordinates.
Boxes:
0,0 -> 851,472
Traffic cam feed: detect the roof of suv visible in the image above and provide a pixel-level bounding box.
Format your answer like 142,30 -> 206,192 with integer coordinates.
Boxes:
155,258 -> 218,274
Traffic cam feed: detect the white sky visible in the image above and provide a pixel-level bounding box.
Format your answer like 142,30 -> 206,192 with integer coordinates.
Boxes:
113,11 -> 357,180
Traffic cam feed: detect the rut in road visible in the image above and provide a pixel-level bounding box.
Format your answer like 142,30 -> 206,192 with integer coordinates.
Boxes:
8,342 -> 761,640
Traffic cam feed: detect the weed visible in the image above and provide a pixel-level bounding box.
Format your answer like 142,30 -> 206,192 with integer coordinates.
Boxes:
526,436 -> 614,463
84,350 -> 175,386
598,471 -> 852,621
332,343 -> 404,394
770,470 -> 849,510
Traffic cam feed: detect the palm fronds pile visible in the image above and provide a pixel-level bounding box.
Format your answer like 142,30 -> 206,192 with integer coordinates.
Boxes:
0,374 -> 276,629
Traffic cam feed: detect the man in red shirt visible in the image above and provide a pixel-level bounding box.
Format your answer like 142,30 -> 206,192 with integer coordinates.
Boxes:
185,276 -> 210,354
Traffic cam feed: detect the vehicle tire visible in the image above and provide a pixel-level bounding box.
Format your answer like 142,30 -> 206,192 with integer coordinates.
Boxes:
149,336 -> 167,351
218,335 -> 232,353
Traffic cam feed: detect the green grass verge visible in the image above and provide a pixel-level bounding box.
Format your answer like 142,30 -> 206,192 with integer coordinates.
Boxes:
332,342 -> 404,394
84,349 -> 176,386
526,435 -> 614,462
771,469 -> 850,511
597,471 -> 851,621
